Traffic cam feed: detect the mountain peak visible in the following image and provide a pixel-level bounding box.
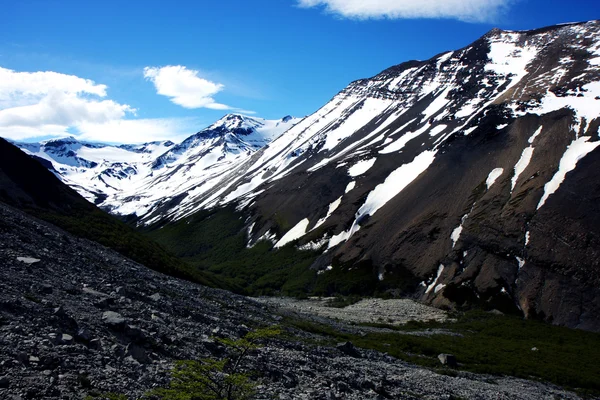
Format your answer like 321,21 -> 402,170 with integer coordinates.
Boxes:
206,113 -> 264,133
41,136 -> 80,146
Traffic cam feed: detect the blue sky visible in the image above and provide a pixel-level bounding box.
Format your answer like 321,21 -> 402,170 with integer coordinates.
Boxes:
1,0 -> 599,143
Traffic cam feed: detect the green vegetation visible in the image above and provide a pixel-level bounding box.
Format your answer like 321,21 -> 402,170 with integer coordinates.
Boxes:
148,326 -> 281,400
324,294 -> 363,308
285,310 -> 600,394
146,207 -> 414,298
146,207 -> 320,296
84,393 -> 127,400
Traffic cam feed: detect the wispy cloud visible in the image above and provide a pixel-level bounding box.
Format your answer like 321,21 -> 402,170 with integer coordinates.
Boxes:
297,0 -> 513,22
144,65 -> 232,110
75,117 -> 202,144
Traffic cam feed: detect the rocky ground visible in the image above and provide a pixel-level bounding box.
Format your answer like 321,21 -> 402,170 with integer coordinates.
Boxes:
0,202 -> 589,399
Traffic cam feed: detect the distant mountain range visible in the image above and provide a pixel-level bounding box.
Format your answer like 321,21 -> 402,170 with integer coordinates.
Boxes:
14,114 -> 299,222
11,20 -> 600,330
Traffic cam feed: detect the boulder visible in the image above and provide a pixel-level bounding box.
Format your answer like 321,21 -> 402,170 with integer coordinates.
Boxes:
102,311 -> 125,329
438,353 -> 457,367
60,334 -> 74,345
336,341 -> 361,358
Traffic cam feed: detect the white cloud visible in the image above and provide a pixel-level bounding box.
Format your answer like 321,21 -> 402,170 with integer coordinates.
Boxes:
0,116 -> 199,144
75,117 -> 202,144
0,66 -> 136,141
0,90 -> 132,127
0,67 -> 107,99
297,0 -> 512,22
0,66 -> 250,144
144,65 -> 231,110
77,118 -> 202,144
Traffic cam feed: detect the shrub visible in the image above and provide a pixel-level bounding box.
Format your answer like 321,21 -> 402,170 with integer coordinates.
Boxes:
148,326 -> 281,400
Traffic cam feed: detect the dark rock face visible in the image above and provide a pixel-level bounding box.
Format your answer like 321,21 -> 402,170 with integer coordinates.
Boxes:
0,202 -> 583,399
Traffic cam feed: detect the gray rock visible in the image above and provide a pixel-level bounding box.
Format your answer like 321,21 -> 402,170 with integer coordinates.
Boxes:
76,328 -> 92,342
40,284 -> 53,294
88,338 -> 102,351
0,375 -> 10,388
102,311 -> 125,328
61,333 -> 74,345
53,306 -> 66,318
149,293 -> 161,301
438,353 -> 457,367
0,202 -> 586,400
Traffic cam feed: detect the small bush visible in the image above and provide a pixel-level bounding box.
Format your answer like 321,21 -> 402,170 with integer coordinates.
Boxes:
148,326 -> 281,400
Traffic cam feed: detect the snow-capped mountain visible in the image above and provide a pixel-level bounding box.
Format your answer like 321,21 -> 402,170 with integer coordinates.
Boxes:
13,114 -> 300,214
133,21 -> 599,329
15,137 -> 175,204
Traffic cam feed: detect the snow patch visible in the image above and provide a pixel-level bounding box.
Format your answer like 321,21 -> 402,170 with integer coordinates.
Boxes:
537,136 -> 600,209
451,214 -> 469,248
354,151 -> 437,224
486,168 -> 504,189
511,127 -> 544,192
274,219 -> 310,248
313,197 -> 343,230
428,124 -> 447,137
528,126 -> 543,144
434,284 -> 446,294
485,35 -> 538,94
348,158 -> 376,177
425,264 -> 445,294
327,228 -> 355,249
511,148 -> 534,191
380,122 -> 431,154
422,88 -> 452,120
345,181 -> 356,194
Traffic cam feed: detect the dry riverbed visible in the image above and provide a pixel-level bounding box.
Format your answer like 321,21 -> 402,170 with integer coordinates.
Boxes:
256,297 -> 450,326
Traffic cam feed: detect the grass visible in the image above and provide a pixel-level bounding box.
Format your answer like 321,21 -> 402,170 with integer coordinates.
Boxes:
284,310 -> 600,395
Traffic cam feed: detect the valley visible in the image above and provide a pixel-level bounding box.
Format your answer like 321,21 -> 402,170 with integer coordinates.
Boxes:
0,202 -> 598,399
1,10 -> 600,399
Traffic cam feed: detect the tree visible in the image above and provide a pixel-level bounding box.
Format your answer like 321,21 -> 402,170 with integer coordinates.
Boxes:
148,326 -> 281,400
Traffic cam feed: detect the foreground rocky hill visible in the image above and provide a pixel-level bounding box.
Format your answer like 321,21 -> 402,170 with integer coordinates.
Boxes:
0,202 -> 589,400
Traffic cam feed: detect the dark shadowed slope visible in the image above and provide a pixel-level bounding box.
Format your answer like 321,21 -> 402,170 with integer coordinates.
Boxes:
0,138 -> 227,290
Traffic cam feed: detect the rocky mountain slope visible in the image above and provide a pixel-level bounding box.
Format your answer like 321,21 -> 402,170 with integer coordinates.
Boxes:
0,202 -> 589,400
148,21 -> 600,330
